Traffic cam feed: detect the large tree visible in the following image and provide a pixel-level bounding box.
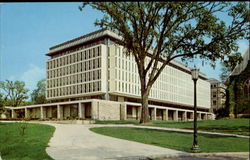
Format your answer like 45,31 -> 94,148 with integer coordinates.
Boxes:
0,80 -> 29,107
31,79 -> 46,104
80,2 -> 250,123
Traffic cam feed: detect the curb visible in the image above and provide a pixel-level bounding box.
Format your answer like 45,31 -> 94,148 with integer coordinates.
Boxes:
106,152 -> 249,160
150,152 -> 249,160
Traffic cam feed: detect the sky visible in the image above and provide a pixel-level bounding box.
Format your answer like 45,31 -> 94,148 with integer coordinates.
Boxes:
0,2 -> 249,95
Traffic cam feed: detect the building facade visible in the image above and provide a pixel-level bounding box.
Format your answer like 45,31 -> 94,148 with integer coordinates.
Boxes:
8,29 -> 214,121
227,48 -> 250,117
207,78 -> 226,112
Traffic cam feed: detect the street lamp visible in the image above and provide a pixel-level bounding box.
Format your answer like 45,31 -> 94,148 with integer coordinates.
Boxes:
191,67 -> 200,152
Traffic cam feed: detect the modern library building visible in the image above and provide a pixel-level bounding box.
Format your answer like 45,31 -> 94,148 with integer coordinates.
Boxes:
7,29 -> 214,121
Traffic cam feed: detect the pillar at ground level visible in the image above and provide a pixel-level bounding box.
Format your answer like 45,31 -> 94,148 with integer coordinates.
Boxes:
205,114 -> 208,120
197,113 -> 202,120
137,107 -> 142,120
120,103 -> 126,120
78,103 -> 85,119
164,109 -> 168,121
57,105 -> 63,118
11,110 -> 17,118
25,108 -> 30,119
173,110 -> 178,121
183,111 -> 187,121
152,107 -> 156,120
40,107 -> 44,119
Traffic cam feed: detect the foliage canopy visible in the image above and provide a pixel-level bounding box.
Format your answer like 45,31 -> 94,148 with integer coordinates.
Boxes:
80,2 -> 249,123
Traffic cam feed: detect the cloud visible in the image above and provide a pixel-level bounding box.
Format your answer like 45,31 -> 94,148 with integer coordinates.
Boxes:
20,64 -> 46,92
238,40 -> 249,55
7,64 -> 46,93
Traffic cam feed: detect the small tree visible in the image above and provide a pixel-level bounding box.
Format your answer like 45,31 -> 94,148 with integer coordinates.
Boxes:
0,80 -> 29,107
0,93 -> 5,113
80,2 -> 250,123
31,79 -> 46,104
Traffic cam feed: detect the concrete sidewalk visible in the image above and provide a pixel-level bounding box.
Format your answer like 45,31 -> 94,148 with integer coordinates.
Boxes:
90,124 -> 249,138
45,123 -> 185,160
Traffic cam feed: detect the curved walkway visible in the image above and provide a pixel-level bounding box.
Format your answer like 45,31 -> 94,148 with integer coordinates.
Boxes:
45,123 -> 185,160
95,124 -> 249,138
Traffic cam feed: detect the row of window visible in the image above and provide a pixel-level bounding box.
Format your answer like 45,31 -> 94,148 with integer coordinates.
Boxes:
47,58 -> 101,79
47,81 -> 101,98
114,81 -> 140,95
51,40 -> 106,59
114,57 -> 138,72
113,69 -> 140,84
47,46 -> 101,69
47,70 -> 101,88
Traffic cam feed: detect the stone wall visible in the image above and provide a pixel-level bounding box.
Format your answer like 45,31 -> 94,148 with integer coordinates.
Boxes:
92,100 -> 121,120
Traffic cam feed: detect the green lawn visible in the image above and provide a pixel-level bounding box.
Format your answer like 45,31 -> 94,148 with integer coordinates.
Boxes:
95,120 -> 139,125
0,122 -> 55,160
95,118 -> 250,136
149,119 -> 250,136
90,127 -> 249,153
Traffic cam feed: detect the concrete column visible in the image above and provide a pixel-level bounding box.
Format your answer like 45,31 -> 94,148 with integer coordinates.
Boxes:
191,112 -> 194,120
78,103 -> 82,118
137,106 -> 142,120
152,107 -> 156,121
197,112 -> 201,120
40,107 -> 44,119
163,109 -> 168,121
57,105 -> 62,118
174,110 -> 178,121
163,109 -> 167,121
205,114 -> 208,120
207,114 -> 211,120
11,110 -> 17,118
120,103 -> 126,120
183,111 -> 187,121
78,103 -> 85,119
25,108 -> 30,119
132,106 -> 137,119
91,101 -> 98,120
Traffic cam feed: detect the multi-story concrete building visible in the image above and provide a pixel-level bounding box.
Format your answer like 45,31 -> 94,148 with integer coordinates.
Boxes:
207,78 -> 226,112
7,29 -> 214,121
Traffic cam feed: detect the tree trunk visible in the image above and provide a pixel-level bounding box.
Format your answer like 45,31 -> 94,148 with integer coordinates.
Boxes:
225,88 -> 230,116
139,77 -> 150,124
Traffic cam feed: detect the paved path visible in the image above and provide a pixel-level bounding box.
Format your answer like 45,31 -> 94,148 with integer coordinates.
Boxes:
91,124 -> 249,138
164,156 -> 248,160
45,123 -> 185,160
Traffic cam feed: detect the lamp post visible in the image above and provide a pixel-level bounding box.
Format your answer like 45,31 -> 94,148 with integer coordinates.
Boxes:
191,68 -> 200,152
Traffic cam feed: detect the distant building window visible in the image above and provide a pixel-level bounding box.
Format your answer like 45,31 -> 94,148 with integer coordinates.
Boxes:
213,100 -> 216,105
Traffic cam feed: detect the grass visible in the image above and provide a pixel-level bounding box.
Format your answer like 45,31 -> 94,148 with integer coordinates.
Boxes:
149,119 -> 250,136
0,122 -> 55,160
90,127 -> 249,153
94,118 -> 250,136
95,120 -> 139,124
